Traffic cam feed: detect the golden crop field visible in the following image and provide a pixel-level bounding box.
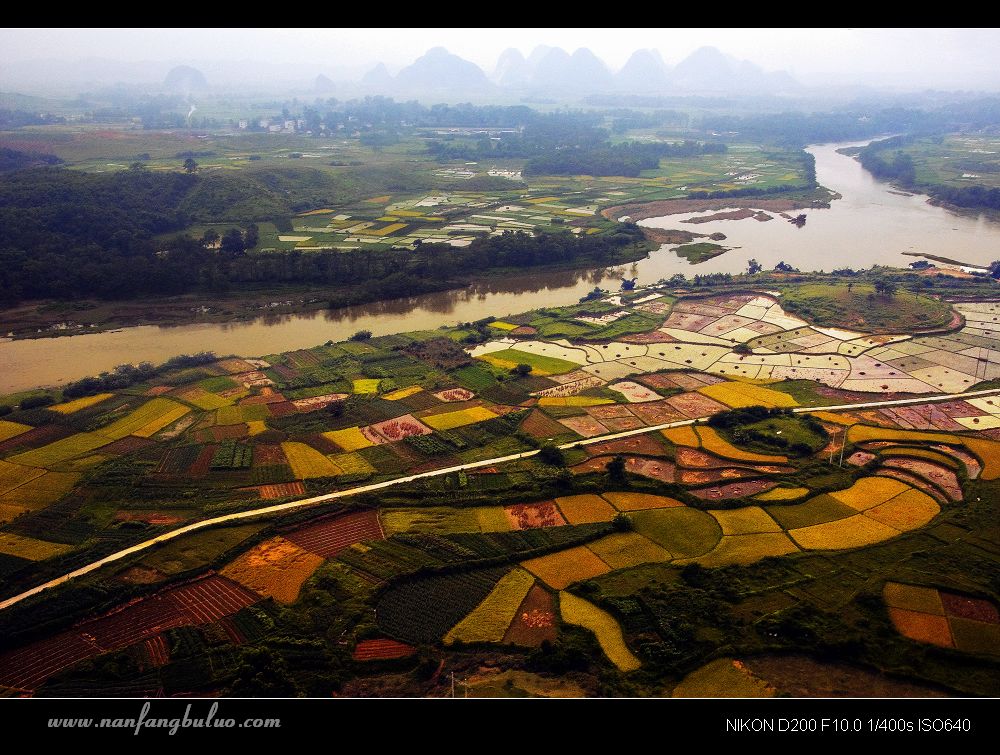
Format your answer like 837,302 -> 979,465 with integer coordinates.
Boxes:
422,406 -> 498,431
0,460 -> 46,496
0,503 -> 28,525
696,426 -> 788,463
175,387 -> 231,411
587,532 -> 672,570
488,321 -> 519,331
555,494 -> 617,524
327,452 -> 376,476
661,425 -> 700,447
691,532 -> 799,567
220,536 -> 324,604
0,532 -> 72,561
559,591 -> 641,672
698,382 -> 798,409
521,545 -> 611,589
708,506 -> 783,536
247,420 -> 268,436
883,582 -> 945,614
8,432 -> 110,468
216,404 -> 269,426
282,442 -> 341,479
788,514 -> 901,550
0,471 -> 81,510
0,420 -> 32,443
322,426 -> 375,452
754,486 -> 810,501
382,386 -> 423,401
98,398 -> 190,440
49,393 -> 113,414
380,506 -> 511,535
672,658 -> 775,698
537,397 -> 614,407
865,488 -> 940,531
829,476 -> 911,511
444,568 -> 535,645
601,491 -> 685,511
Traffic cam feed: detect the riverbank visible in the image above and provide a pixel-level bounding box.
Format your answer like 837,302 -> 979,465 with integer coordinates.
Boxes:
601,193 -> 834,223
0,243 -> 654,341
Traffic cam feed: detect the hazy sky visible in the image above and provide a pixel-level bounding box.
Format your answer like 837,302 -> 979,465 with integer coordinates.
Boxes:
2,28 -> 999,87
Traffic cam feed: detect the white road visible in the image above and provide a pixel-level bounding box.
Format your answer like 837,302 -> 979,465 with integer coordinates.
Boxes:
2,386 -> 998,612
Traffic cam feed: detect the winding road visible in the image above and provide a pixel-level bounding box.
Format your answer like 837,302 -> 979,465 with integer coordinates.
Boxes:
2,386 -> 999,613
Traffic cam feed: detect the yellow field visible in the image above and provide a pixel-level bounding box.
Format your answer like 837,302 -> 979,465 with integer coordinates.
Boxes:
175,387 -> 230,411
829,476 -> 910,511
698,382 -> 798,409
709,506 -> 782,535
587,532 -> 672,570
672,658 -> 775,698
352,379 -> 381,394
878,447 -> 959,469
478,355 -> 520,371
555,494 -> 617,524
297,207 -> 336,215
282,442 -> 341,479
0,460 -> 46,496
380,506 -> 511,535
865,488 -> 940,531
537,397 -> 614,407
393,210 -> 425,217
788,514 -> 901,550
0,420 -> 32,443
383,386 -> 423,401
488,321 -> 519,331
0,503 -> 28,525
0,532 -> 71,561
422,406 -> 498,431
444,568 -> 535,645
691,532 -> 799,567
527,196 -> 560,204
521,545 -> 611,589
754,486 -> 810,501
49,393 -> 114,415
364,195 -> 392,204
559,592 -> 641,672
958,437 -> 1000,480
247,420 -> 267,436
97,398 -> 190,440
322,426 -> 375,452
358,222 -> 408,236
220,536 -> 324,604
661,425 -> 700,447
326,452 -> 376,476
883,582 -> 945,615
0,471 -> 81,510
809,410 -> 858,426
601,492 -> 685,511
8,432 -> 109,468
696,427 -> 788,463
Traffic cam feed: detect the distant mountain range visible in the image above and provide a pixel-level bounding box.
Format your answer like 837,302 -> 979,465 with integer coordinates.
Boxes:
359,45 -> 799,96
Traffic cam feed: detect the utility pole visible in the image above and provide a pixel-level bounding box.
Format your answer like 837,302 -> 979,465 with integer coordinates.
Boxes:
450,671 -> 455,698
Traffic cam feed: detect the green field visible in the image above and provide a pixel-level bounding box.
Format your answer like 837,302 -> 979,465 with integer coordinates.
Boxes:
777,284 -> 955,332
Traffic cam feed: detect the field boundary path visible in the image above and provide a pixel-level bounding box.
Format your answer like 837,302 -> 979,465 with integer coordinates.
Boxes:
3,387 -> 999,612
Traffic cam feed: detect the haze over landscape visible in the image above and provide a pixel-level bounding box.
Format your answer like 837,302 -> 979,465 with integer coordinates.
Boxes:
0,28 -> 999,712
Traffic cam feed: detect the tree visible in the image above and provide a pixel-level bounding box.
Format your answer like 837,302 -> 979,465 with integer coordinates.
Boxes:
873,278 -> 898,297
538,443 -> 565,466
512,363 -> 532,376
201,229 -> 220,247
349,329 -> 372,341
747,258 -> 763,275
183,157 -> 198,173
220,228 -> 246,256
606,454 -> 627,483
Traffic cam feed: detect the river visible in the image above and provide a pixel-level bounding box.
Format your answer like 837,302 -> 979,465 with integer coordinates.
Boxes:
2,139 -> 999,394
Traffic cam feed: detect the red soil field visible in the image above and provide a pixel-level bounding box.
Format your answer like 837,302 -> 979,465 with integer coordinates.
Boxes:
882,458 -> 962,501
666,392 -> 728,418
215,617 -> 246,645
114,511 -> 186,526
0,424 -> 74,455
252,444 -> 288,467
505,501 -> 567,529
620,331 -> 677,344
873,468 -> 949,504
303,434 -> 341,454
940,592 -> 1000,624
502,585 -> 557,647
250,481 -> 306,500
272,365 -> 301,381
585,435 -> 666,457
187,445 -> 218,476
586,404 -> 637,420
519,410 -> 568,439
0,575 -> 258,691
628,400 -> 689,425
145,386 -> 174,396
206,424 -> 249,441
142,634 -> 170,668
283,509 -> 384,558
240,389 -> 287,405
678,468 -> 762,485
602,416 -> 647,432
626,456 -> 677,482
268,401 -> 299,417
688,480 -> 779,500
352,638 -> 417,661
